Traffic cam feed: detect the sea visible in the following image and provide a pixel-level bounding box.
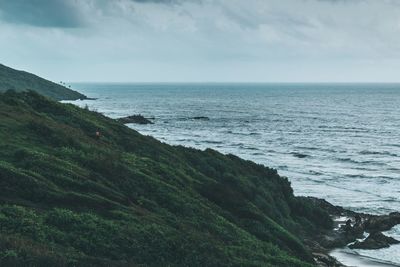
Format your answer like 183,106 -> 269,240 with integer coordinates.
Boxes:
66,83 -> 400,265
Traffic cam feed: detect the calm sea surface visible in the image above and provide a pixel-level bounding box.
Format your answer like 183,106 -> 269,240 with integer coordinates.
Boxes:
67,83 -> 400,264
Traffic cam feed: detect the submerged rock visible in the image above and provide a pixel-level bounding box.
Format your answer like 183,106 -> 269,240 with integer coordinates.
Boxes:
349,232 -> 400,249
292,152 -> 309,158
117,115 -> 154,124
192,116 -> 210,120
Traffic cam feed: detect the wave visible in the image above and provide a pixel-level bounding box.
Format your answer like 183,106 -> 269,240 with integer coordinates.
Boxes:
277,165 -> 288,170
294,146 -> 339,153
176,138 -> 196,142
242,146 -> 259,151
359,150 -> 398,157
317,125 -> 369,131
335,157 -> 386,166
223,130 -> 261,136
203,140 -> 224,144
381,197 -> 399,203
309,170 -> 323,175
271,119 -> 293,123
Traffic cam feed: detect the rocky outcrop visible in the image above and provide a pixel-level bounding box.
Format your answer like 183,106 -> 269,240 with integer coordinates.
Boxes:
349,232 -> 400,249
306,197 -> 400,266
313,253 -> 346,267
317,213 -> 400,250
364,212 -> 400,233
117,115 -> 154,124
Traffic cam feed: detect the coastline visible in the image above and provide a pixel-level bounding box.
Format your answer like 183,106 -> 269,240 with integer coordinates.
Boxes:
305,198 -> 400,267
68,92 -> 400,267
0,91 -> 346,266
1,89 -> 398,266
330,249 -> 400,267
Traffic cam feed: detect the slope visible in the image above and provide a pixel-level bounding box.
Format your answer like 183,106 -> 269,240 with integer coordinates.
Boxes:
0,64 -> 86,100
0,90 -> 332,266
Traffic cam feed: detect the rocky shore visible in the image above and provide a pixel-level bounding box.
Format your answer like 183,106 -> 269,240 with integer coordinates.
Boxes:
117,114 -> 154,124
305,197 -> 400,266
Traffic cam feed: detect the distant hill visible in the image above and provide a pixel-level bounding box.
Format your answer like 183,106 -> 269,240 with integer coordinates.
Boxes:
0,64 -> 86,100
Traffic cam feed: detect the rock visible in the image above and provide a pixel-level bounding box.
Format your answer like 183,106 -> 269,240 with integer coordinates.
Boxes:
117,115 -> 154,125
318,230 -> 362,249
338,218 -> 363,236
343,219 -> 352,231
313,253 -> 345,267
349,232 -> 400,250
318,233 -> 350,249
305,197 -> 400,263
292,152 -> 309,158
364,212 -> 400,232
192,116 -> 210,120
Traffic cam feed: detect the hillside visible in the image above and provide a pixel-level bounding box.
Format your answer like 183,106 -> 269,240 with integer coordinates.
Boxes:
0,90 -> 332,266
0,64 -> 86,100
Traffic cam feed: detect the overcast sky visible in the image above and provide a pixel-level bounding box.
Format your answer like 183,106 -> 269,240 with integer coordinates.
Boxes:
1,0 -> 400,82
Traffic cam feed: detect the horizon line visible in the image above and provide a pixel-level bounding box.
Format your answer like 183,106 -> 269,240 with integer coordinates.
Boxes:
66,81 -> 400,84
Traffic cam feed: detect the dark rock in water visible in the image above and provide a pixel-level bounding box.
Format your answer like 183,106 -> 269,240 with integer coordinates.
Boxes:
302,197 -> 400,265
117,115 -> 154,124
292,152 -> 309,158
364,212 -> 400,233
349,232 -> 400,250
192,116 -> 210,120
318,227 -> 364,249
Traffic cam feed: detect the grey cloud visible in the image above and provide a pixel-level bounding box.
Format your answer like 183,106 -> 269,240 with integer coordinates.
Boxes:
1,0 -> 400,83
0,0 -> 85,28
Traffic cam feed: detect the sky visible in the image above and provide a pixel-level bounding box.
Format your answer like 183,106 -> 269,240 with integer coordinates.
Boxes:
1,0 -> 400,82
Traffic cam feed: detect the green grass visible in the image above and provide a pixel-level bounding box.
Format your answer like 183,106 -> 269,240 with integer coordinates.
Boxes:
0,90 -> 332,266
0,64 -> 86,100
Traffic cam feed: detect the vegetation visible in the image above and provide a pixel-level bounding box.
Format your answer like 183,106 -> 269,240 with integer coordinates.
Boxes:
0,90 -> 332,266
0,64 -> 86,100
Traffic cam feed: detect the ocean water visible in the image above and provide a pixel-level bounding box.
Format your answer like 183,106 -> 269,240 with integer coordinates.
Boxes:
66,83 -> 400,265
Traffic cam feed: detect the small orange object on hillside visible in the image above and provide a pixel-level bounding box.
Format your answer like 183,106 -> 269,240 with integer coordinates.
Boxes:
95,131 -> 101,140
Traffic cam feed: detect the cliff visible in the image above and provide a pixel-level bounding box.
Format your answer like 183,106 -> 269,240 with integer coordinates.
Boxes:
0,91 -> 333,266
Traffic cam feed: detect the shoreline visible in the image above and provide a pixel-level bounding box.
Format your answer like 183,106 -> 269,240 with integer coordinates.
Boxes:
330,249 -> 400,267
67,95 -> 400,267
306,197 -> 400,267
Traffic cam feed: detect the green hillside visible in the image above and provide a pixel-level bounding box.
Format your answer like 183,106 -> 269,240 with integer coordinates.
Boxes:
0,90 -> 332,266
0,64 -> 86,100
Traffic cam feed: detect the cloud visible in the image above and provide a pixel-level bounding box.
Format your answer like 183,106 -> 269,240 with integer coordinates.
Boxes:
1,0 -> 400,82
0,0 -> 85,28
